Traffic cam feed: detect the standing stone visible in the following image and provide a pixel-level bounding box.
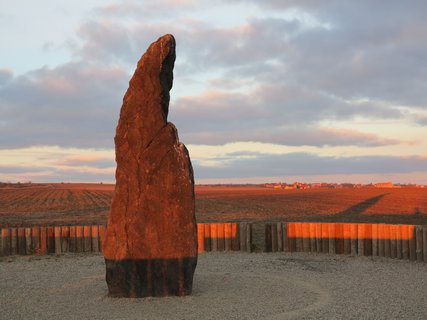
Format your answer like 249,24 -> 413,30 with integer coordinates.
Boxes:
103,34 -> 197,298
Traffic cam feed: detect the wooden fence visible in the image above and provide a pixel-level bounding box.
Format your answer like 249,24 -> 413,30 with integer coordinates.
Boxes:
263,222 -> 427,262
1,222 -> 426,262
0,225 -> 105,256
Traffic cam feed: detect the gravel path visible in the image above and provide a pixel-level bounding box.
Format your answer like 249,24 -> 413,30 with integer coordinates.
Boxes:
1,252 -> 426,319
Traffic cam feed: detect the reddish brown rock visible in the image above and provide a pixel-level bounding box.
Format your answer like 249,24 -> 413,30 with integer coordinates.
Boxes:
103,34 -> 197,298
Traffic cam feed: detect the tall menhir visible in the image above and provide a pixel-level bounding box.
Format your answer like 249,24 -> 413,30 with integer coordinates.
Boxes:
103,34 -> 197,297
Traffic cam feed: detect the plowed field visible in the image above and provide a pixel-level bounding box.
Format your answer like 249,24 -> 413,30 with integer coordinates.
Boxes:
0,184 -> 112,226
0,184 -> 426,226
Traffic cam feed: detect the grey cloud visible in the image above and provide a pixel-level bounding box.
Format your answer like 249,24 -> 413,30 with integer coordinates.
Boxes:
181,127 -> 399,147
171,85 -> 404,146
287,26 -> 427,107
178,17 -> 299,70
1,1 -> 425,151
75,21 -> 135,64
79,1 -> 427,107
0,61 -> 128,148
240,1 -> 427,107
94,0 -> 204,20
166,1 -> 427,108
73,12 -> 299,74
228,0 -> 333,10
173,84 -> 402,126
72,19 -> 192,67
193,152 -> 427,179
231,0 -> 426,20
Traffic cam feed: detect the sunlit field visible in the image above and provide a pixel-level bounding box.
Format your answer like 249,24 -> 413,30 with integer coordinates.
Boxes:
0,183 -> 426,227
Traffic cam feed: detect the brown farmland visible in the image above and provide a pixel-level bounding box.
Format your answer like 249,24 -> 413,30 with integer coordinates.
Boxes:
0,183 -> 426,227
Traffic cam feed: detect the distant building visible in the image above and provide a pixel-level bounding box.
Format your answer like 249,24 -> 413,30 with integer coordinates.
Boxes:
373,182 -> 394,188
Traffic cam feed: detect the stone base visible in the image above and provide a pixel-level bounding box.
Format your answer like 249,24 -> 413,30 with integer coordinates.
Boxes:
105,257 -> 197,297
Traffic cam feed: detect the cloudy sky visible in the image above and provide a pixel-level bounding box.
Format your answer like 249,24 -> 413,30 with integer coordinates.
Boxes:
1,0 -> 427,184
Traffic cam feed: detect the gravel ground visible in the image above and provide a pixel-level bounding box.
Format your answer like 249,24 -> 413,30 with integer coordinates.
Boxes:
1,252 -> 426,320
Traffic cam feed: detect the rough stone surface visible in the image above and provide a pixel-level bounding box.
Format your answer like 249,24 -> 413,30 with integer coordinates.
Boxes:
103,34 -> 197,297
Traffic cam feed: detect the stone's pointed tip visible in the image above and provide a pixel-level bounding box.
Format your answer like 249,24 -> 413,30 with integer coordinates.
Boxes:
160,34 -> 175,41
156,34 -> 176,47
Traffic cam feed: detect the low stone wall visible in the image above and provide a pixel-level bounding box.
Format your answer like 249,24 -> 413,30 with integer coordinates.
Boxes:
1,222 -> 426,262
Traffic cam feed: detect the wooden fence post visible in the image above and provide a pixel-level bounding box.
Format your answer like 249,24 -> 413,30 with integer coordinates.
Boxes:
384,224 -> 392,258
416,226 -> 423,262
343,224 -> 350,254
54,226 -> 61,254
335,224 -> 344,254
1,228 -> 10,256
264,223 -> 272,252
224,223 -> 232,251
246,223 -> 252,252
83,226 -> 91,252
328,223 -> 336,255
315,223 -> 322,254
321,223 -> 329,254
302,223 -> 310,253
231,223 -> 240,251
10,228 -> 17,255
365,224 -> 372,256
423,226 -> 427,263
308,223 -> 316,253
75,226 -> 83,252
271,223 -> 278,252
288,223 -> 296,252
0,228 -> 2,256
409,226 -> 416,261
197,224 -> 205,253
25,228 -> 32,255
69,226 -> 76,252
239,223 -> 247,252
39,227 -> 47,255
277,222 -> 283,252
61,226 -> 69,253
378,224 -> 385,257
396,225 -> 402,259
99,225 -> 106,253
357,224 -> 365,256
402,225 -> 409,260
210,223 -> 217,252
204,223 -> 211,252
283,223 -> 289,252
17,228 -> 25,255
266,223 -> 274,252
218,223 -> 226,251
47,227 -> 55,254
390,225 -> 397,259
91,225 -> 99,252
371,224 -> 378,257
294,223 -> 303,252
32,227 -> 40,254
